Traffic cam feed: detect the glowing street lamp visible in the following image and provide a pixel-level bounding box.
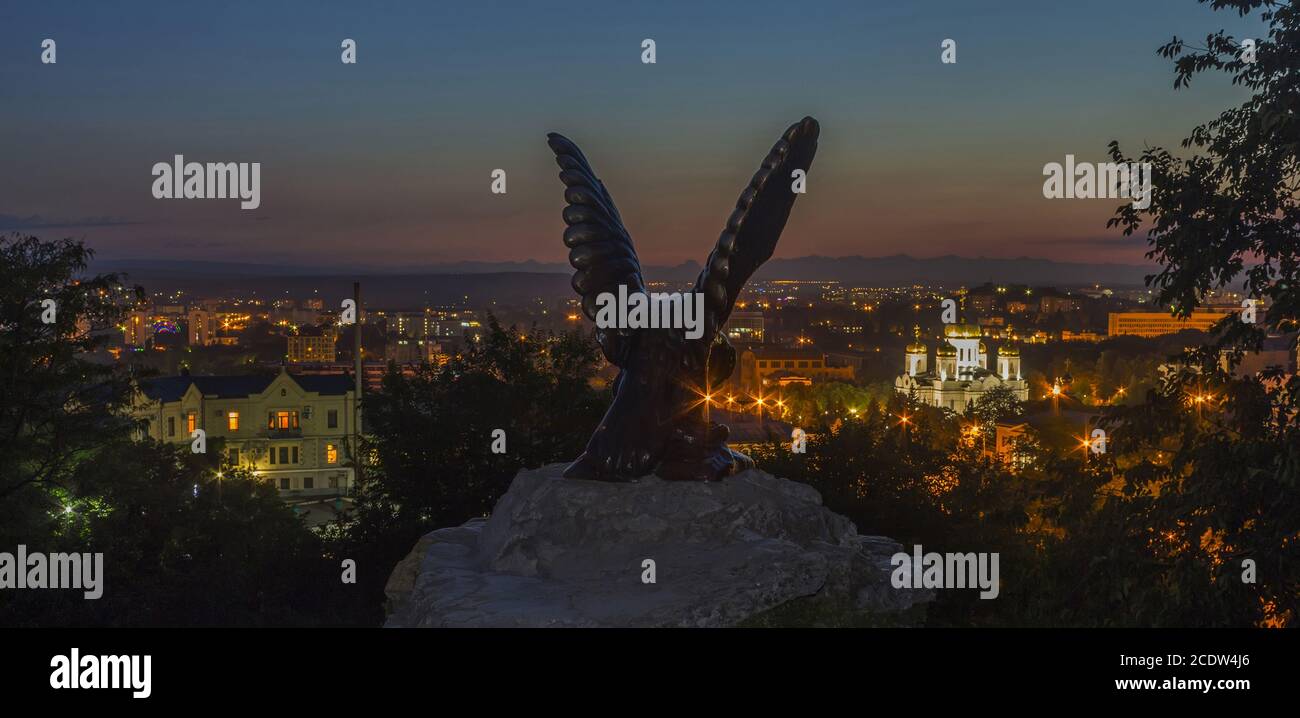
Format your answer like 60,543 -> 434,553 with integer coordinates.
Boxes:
1077,435 -> 1093,466
752,394 -> 768,427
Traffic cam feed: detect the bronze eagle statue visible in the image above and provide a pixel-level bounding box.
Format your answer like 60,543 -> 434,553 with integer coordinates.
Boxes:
547,117 -> 819,482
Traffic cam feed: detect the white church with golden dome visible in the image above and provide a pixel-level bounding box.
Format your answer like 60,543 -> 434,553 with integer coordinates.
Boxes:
894,324 -> 1028,412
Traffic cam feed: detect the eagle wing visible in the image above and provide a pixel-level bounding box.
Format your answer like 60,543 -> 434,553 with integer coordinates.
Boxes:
547,132 -> 646,367
693,117 -> 820,341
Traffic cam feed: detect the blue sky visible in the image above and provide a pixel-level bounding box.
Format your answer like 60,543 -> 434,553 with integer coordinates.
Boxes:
0,0 -> 1270,267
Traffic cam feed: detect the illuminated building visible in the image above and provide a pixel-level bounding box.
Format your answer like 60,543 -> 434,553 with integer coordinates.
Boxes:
988,421 -> 1032,468
1038,291 -> 1080,314
1060,330 -> 1103,342
385,338 -> 446,364
287,328 -> 338,363
123,310 -> 149,346
187,308 -> 218,346
735,346 -> 854,392
894,324 -> 1028,412
1107,310 -> 1231,337
132,368 -> 357,497
724,310 -> 765,343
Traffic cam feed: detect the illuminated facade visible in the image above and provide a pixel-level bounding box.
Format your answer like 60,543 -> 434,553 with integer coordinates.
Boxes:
1107,311 -> 1231,337
132,368 -> 357,498
124,310 -> 150,346
287,329 -> 338,363
895,324 -> 1028,412
188,308 -> 218,346
724,310 -> 765,343
735,346 -> 854,393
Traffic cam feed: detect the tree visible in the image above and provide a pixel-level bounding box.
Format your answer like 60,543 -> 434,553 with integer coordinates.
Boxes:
0,235 -> 367,626
332,318 -> 607,620
1103,0 -> 1299,625
0,234 -> 140,530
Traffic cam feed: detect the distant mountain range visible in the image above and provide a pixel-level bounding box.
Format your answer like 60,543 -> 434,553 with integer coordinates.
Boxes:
96,254 -> 1157,288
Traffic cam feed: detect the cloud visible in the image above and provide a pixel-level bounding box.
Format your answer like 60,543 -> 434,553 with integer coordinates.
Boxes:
0,214 -> 142,230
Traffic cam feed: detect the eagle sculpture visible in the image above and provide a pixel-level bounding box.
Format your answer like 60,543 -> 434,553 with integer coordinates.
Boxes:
547,117 -> 819,482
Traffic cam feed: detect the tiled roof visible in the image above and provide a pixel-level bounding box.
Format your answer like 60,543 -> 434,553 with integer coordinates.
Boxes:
137,372 -> 352,402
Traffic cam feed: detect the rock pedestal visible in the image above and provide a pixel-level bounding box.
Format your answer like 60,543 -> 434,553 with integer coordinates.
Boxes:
384,463 -> 931,627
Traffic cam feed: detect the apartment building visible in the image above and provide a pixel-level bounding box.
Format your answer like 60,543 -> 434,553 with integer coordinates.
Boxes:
1107,310 -> 1231,337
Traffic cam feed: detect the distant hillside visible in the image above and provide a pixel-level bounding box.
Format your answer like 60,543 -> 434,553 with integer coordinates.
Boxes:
98,254 -> 1156,289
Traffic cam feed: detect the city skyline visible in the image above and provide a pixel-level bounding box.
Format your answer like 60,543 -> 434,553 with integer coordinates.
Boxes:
0,0 -> 1267,267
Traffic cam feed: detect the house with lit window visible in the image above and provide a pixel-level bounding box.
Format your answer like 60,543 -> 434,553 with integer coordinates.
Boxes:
131,367 -> 358,498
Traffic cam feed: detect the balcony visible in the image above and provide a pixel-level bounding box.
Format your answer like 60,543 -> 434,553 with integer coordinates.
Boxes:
263,428 -> 303,439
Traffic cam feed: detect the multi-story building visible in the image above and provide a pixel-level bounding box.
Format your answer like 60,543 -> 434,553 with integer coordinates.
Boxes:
1060,330 -> 1103,342
1038,291 -> 1080,315
724,310 -> 765,343
123,310 -> 150,346
188,308 -> 218,346
287,328 -> 338,363
734,346 -> 854,393
1107,310 -> 1231,337
968,290 -> 998,316
385,337 -> 446,364
132,368 -> 357,498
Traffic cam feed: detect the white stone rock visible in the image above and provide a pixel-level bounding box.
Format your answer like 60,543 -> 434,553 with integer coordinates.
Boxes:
385,463 -> 931,627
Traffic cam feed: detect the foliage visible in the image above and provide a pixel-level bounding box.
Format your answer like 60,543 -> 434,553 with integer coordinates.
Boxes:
0,235 -> 361,626
330,318 -> 606,621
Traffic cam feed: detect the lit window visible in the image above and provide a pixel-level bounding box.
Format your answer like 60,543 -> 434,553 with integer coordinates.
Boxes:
186,411 -> 196,434
227,411 -> 239,431
268,411 -> 298,429
326,444 -> 338,464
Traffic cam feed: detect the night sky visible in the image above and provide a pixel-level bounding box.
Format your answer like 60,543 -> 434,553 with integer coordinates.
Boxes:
0,0 -> 1265,268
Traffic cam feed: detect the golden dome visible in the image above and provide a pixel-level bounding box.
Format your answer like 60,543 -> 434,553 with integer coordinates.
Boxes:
936,344 -> 957,357
943,323 -> 982,339
1000,344 -> 1020,356
978,341 -> 988,353
906,341 -> 928,353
